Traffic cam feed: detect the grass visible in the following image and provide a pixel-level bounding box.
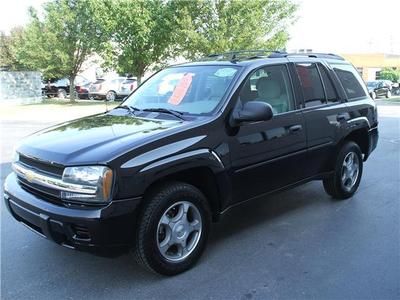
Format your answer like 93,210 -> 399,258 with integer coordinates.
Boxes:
28,98 -> 120,107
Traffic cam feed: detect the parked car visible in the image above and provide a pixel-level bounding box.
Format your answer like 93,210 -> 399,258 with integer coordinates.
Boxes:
42,76 -> 90,99
88,77 -> 131,101
389,82 -> 400,96
367,80 -> 392,99
120,78 -> 138,97
42,78 -> 70,98
75,81 -> 92,99
4,51 -> 378,276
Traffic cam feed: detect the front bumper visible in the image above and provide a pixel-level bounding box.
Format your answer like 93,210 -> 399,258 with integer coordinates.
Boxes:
4,173 -> 142,252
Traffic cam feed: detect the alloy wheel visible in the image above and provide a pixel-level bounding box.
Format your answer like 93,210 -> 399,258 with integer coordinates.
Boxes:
156,201 -> 202,262
341,152 -> 360,192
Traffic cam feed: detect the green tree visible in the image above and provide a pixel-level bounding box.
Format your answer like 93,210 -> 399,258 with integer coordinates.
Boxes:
16,0 -> 111,101
104,0 -> 297,84
103,0 -> 181,85
0,27 -> 25,70
175,0 -> 297,58
380,68 -> 400,82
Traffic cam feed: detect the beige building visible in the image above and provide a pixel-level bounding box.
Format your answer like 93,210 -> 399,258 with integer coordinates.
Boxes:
340,53 -> 400,81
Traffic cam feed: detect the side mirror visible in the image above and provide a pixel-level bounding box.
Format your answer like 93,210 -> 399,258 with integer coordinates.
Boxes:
230,101 -> 273,127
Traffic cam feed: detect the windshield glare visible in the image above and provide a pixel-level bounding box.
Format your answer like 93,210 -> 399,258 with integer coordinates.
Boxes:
123,65 -> 239,114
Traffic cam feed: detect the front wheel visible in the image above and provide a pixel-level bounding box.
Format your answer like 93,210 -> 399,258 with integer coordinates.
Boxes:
323,141 -> 363,199
134,182 -> 211,275
386,90 -> 391,98
370,91 -> 376,100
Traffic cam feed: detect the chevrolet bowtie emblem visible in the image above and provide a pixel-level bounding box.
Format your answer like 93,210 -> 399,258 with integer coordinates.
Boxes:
25,170 -> 35,183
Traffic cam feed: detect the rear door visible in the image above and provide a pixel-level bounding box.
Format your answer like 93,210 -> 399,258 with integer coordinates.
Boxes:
288,59 -> 348,177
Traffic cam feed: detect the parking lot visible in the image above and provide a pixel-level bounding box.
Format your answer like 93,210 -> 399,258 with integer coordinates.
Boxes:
1,101 -> 399,299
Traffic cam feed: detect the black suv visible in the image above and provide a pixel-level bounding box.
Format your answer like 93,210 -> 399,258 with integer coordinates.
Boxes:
366,80 -> 392,99
4,51 -> 378,275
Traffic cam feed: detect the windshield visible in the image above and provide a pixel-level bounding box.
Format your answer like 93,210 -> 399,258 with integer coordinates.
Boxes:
367,81 -> 378,87
123,65 -> 239,114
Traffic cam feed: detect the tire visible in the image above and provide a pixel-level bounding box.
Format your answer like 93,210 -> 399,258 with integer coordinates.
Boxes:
323,141 -> 363,200
106,90 -> 116,101
370,91 -> 376,100
134,182 -> 211,276
386,90 -> 391,98
57,89 -> 67,99
89,94 -> 95,100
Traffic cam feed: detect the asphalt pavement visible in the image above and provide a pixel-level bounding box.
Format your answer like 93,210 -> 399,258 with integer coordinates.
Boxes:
1,103 -> 399,299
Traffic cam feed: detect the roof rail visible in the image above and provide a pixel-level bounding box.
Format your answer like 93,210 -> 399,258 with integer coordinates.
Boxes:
205,50 -> 287,62
269,52 -> 344,60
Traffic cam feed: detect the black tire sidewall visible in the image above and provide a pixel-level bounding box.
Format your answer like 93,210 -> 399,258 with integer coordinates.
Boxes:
333,142 -> 363,198
136,182 -> 211,275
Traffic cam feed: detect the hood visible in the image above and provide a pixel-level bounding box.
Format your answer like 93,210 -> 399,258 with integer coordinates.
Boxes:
18,112 -> 183,165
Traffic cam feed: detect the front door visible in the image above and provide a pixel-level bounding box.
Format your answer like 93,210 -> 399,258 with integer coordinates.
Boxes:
229,64 -> 307,203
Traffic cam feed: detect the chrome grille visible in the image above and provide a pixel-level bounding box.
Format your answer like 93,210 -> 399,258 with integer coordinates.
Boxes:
15,155 -> 64,204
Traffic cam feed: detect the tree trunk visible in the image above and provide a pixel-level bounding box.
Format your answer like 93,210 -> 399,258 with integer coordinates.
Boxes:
136,73 -> 142,86
136,67 -> 145,86
69,75 -> 76,102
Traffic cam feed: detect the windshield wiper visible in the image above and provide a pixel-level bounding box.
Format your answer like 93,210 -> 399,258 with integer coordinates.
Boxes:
142,108 -> 185,120
117,105 -> 141,115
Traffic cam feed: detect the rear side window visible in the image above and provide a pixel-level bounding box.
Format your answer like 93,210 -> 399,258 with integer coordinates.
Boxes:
331,63 -> 367,100
295,63 -> 325,107
318,64 -> 338,103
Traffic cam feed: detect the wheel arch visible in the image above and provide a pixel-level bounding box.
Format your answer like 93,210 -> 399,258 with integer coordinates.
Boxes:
142,166 -> 225,222
340,127 -> 370,160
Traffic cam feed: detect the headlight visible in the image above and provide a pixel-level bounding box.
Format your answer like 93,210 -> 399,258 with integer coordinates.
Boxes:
61,166 -> 113,203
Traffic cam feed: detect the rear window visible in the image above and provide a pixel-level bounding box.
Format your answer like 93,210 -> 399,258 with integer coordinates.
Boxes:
331,63 -> 367,100
295,63 -> 325,108
94,79 -> 105,84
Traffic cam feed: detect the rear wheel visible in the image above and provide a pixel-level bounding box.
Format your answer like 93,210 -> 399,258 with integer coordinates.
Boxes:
323,141 -> 363,199
106,90 -> 116,101
134,182 -> 211,276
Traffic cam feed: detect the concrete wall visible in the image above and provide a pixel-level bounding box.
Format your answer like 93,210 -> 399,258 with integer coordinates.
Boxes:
0,71 -> 42,104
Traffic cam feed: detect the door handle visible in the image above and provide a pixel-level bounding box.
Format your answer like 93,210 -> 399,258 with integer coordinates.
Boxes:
337,114 -> 347,122
289,124 -> 302,133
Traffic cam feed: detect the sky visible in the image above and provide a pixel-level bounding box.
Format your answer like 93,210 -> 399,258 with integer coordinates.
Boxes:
1,0 -> 399,54
287,0 -> 400,54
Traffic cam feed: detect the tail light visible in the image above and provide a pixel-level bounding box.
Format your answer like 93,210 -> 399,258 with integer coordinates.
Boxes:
130,84 -> 134,91
98,84 -> 102,91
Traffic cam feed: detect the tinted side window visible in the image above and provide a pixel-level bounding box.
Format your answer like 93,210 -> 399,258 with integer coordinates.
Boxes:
331,63 -> 367,100
318,64 -> 338,103
295,63 -> 325,107
239,64 -> 295,114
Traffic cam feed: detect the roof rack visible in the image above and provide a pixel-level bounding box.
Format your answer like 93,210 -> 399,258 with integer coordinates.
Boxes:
205,50 -> 287,62
268,52 -> 344,60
